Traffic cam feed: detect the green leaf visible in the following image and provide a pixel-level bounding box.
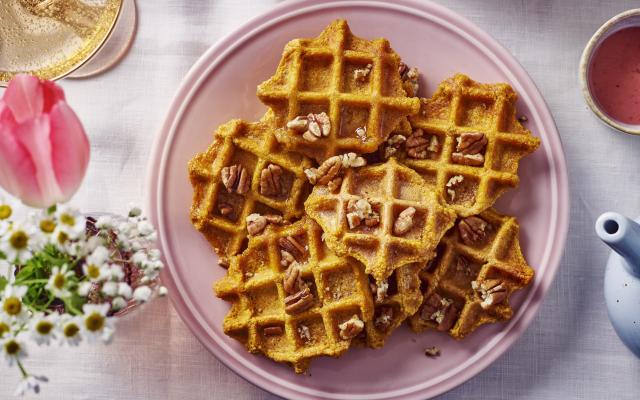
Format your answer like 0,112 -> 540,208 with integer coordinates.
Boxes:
47,205 -> 57,215
0,276 -> 7,292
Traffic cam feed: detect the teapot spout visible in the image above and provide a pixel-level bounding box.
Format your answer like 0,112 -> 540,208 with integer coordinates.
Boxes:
596,212 -> 640,277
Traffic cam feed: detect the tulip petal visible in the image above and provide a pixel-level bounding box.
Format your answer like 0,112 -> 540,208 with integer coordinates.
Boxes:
0,104 -> 42,206
14,115 -> 67,208
42,80 -> 66,113
49,102 -> 90,201
3,74 -> 44,123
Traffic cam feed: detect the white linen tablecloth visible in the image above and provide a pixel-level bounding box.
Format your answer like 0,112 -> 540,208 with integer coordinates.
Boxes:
3,0 -> 640,398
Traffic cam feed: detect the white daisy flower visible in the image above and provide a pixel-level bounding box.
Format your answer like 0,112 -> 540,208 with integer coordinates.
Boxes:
83,246 -> 109,282
133,286 -> 152,303
95,215 -> 114,230
81,303 -> 114,344
132,251 -> 149,267
111,297 -> 127,311
0,196 -> 14,222
14,375 -> 48,396
77,282 -> 93,297
101,281 -> 118,297
117,282 -> 132,299
0,285 -> 28,322
55,205 -> 85,240
1,335 -> 27,367
45,264 -> 74,299
136,220 -> 155,237
0,222 -> 34,264
106,264 -> 124,282
30,313 -> 58,346
29,211 -> 57,249
0,314 -> 12,338
58,315 -> 82,346
0,259 -> 15,283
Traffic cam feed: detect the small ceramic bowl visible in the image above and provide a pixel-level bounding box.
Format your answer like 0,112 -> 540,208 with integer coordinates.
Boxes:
579,9 -> 640,135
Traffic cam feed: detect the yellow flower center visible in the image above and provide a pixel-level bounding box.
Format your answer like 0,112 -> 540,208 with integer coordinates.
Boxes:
86,265 -> 100,280
40,219 -> 56,234
9,231 -> 28,250
4,339 -> 19,355
53,274 -> 65,289
3,297 -> 21,316
64,323 -> 79,338
85,312 -> 104,332
57,231 -> 69,244
0,205 -> 11,220
36,320 -> 53,335
0,322 -> 9,337
60,213 -> 75,226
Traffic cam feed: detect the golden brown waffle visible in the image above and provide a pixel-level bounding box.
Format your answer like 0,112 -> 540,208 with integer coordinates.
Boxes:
408,208 -> 534,339
257,19 -> 420,162
362,262 -> 423,348
305,157 -> 457,283
214,217 -> 374,373
387,74 -> 540,216
189,112 -> 313,260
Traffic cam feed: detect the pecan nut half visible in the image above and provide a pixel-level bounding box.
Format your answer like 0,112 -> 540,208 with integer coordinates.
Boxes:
472,279 -> 507,309
393,207 -> 416,235
284,287 -> 314,314
283,262 -> 304,295
263,326 -> 283,336
458,216 -> 489,245
259,164 -> 284,197
221,164 -> 250,194
278,236 -> 306,260
420,292 -> 459,332
452,132 -> 487,167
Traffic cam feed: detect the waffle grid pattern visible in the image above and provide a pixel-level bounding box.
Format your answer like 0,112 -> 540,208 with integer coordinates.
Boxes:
257,19 -> 420,162
214,218 -> 374,373
409,209 -> 534,339
401,74 -> 540,216
305,158 -> 457,283
189,116 -> 312,259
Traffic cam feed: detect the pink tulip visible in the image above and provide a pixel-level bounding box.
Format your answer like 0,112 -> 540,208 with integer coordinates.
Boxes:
0,75 -> 90,208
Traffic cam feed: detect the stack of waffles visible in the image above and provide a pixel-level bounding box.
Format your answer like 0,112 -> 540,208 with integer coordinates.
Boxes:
188,20 -> 540,373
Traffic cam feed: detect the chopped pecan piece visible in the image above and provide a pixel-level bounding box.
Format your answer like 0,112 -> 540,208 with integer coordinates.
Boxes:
393,207 -> 416,235
399,61 -> 420,97
445,175 -> 464,202
221,164 -> 250,194
297,324 -> 312,343
260,164 -> 284,196
374,307 -> 394,331
263,326 -> 283,336
406,128 -> 430,159
346,198 -> 379,229
304,153 -> 366,190
283,262 -> 304,295
246,213 -> 283,236
284,287 -> 314,314
218,202 -> 233,216
286,116 -> 308,131
287,112 -> 331,141
373,279 -> 388,303
354,63 -> 372,82
458,216 -> 489,245
218,257 -> 230,269
280,250 -> 296,268
383,134 -> 407,159
278,236 -> 306,260
424,346 -> 441,358
472,279 -> 507,309
338,315 -> 364,339
420,293 -> 459,331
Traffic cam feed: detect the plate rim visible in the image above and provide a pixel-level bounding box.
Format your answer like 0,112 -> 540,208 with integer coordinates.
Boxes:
145,1 -> 570,399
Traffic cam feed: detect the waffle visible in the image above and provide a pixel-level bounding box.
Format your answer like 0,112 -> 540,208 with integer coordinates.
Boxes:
189,112 -> 313,260
386,74 -> 540,216
305,157 -> 457,283
408,208 -> 534,339
257,19 -> 420,162
214,217 -> 375,373
363,262 -> 423,348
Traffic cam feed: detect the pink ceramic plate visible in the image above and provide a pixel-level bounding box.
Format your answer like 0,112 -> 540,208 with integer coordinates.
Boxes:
146,1 -> 569,399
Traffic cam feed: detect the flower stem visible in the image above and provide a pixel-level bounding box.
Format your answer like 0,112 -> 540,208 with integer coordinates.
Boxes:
62,298 -> 82,316
16,359 -> 28,378
15,279 -> 49,284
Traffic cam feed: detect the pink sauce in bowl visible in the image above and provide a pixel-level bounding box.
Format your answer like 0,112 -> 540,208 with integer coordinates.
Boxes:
588,27 -> 640,125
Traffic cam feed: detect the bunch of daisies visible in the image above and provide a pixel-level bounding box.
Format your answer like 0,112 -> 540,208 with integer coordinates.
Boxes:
0,198 -> 165,396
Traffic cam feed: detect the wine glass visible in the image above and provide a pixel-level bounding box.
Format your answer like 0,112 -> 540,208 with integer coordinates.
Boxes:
0,0 -> 137,86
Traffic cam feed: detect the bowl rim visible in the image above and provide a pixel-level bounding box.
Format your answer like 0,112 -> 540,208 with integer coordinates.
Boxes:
579,8 -> 640,135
